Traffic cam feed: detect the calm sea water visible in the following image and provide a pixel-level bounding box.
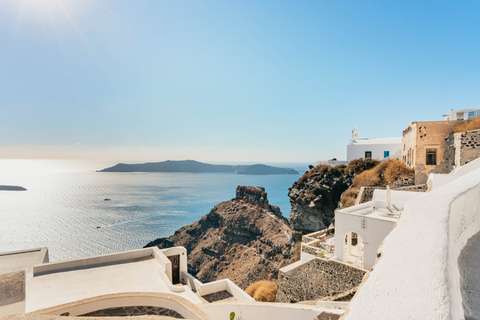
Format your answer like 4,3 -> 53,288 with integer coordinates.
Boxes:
0,160 -> 308,261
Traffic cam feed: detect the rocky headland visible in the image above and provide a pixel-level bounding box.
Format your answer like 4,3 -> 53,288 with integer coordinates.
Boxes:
288,166 -> 354,233
145,186 -> 294,289
98,160 -> 298,175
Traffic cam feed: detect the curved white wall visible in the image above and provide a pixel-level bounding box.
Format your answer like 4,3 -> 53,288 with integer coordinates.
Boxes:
201,302 -> 343,320
343,167 -> 480,319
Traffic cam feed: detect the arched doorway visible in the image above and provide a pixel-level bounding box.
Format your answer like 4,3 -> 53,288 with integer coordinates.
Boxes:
343,232 -> 364,268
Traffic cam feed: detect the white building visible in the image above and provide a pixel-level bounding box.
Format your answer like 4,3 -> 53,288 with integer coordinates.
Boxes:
0,245 -> 341,320
442,107 -> 480,121
333,189 -> 424,270
347,127 -> 402,163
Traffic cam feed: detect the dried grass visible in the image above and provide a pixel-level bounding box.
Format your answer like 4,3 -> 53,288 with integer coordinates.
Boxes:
340,186 -> 360,208
298,165 -> 333,184
352,159 -> 413,187
384,159 -> 414,183
453,116 -> 480,133
245,280 -> 277,302
347,158 -> 380,174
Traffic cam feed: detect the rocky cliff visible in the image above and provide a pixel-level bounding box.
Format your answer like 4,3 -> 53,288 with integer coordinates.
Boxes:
288,166 -> 354,233
145,186 -> 294,289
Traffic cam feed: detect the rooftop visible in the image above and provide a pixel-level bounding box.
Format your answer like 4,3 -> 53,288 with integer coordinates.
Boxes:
350,137 -> 401,145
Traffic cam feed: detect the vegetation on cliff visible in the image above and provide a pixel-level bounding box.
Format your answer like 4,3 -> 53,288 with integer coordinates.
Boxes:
145,186 -> 294,289
289,159 -> 415,232
340,159 -> 414,207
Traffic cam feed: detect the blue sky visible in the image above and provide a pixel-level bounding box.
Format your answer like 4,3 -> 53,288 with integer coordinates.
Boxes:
1,0 -> 479,163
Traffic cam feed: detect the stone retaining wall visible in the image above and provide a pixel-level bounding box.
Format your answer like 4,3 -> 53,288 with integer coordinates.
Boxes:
276,258 -> 366,303
0,271 -> 25,307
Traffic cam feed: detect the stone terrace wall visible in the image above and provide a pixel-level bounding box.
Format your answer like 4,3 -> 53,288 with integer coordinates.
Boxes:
276,258 -> 366,303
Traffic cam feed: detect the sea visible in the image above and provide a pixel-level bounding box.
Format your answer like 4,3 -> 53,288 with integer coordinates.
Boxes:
0,159 -> 309,261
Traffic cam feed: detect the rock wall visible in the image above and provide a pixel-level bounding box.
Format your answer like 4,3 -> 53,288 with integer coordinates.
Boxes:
289,169 -> 354,233
276,258 -> 366,303
235,186 -> 269,209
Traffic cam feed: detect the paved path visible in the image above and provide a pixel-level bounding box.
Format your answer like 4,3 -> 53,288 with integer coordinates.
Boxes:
458,231 -> 480,320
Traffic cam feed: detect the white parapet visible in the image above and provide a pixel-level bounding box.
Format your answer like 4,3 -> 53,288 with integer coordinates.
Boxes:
342,165 -> 480,319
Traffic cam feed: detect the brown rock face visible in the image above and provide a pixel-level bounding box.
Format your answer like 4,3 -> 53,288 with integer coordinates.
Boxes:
288,168 -> 354,233
145,186 -> 293,289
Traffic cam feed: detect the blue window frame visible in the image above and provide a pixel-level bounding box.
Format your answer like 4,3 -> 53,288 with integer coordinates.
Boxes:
384,151 -> 390,158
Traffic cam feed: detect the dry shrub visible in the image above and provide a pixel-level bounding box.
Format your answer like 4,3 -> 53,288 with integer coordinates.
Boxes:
353,162 -> 387,187
340,186 -> 360,208
353,159 -> 414,187
245,280 -> 277,302
298,164 -> 333,184
347,158 -> 380,174
453,116 -> 480,133
384,159 -> 414,184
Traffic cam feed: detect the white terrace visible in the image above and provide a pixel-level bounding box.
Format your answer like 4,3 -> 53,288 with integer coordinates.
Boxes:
0,245 -> 342,320
301,189 -> 424,270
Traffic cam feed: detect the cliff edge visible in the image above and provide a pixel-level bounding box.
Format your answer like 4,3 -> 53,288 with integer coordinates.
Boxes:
288,166 -> 354,233
145,186 -> 293,289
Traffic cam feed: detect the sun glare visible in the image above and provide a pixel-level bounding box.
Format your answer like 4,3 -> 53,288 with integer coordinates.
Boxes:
11,0 -> 82,25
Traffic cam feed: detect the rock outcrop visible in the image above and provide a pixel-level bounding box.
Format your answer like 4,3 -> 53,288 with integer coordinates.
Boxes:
145,186 -> 293,289
288,167 -> 354,233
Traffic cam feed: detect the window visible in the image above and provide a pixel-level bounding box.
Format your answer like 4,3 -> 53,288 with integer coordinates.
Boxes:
426,149 -> 437,165
384,151 -> 390,158
365,151 -> 372,159
468,111 -> 476,120
457,112 -> 464,120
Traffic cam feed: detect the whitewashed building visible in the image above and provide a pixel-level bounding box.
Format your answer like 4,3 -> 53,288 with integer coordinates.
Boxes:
334,189 -> 424,270
442,107 -> 480,121
347,127 -> 402,162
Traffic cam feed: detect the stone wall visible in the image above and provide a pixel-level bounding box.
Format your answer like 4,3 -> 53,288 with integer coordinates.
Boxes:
453,129 -> 480,168
276,258 -> 366,303
402,120 -> 465,184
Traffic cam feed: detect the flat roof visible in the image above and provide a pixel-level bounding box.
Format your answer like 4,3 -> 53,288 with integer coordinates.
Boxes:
350,137 -> 401,145
26,257 -> 199,312
0,248 -> 47,275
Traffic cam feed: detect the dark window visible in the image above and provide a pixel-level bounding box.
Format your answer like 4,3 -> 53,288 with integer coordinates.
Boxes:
365,151 -> 372,159
426,149 -> 437,165
384,151 -> 390,158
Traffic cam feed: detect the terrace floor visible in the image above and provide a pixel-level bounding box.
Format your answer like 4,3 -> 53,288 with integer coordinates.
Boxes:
26,257 -> 199,312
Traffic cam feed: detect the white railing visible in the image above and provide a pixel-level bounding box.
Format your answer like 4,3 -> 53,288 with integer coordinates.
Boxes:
182,271 -> 254,302
33,248 -> 155,276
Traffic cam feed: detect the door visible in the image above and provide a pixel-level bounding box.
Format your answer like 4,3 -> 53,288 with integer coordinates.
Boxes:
168,255 -> 180,284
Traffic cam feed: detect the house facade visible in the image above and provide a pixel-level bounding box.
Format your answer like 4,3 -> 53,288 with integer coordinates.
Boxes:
402,121 -> 463,184
347,127 -> 401,162
443,107 -> 480,121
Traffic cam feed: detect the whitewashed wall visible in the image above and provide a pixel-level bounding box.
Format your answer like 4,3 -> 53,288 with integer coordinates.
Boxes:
347,142 -> 401,162
342,165 -> 480,320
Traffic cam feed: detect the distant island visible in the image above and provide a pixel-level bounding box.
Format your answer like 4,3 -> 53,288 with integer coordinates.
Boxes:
0,185 -> 27,191
97,160 -> 299,175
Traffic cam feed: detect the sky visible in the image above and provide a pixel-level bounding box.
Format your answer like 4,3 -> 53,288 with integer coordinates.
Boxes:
0,0 -> 479,163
